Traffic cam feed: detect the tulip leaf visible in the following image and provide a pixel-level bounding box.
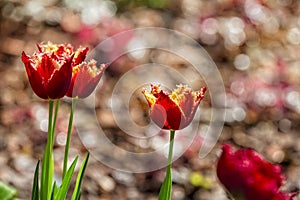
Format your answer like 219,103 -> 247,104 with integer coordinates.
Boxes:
0,181 -> 17,200
31,160 -> 40,200
158,167 -> 172,200
54,156 -> 78,200
71,152 -> 89,200
41,142 -> 54,200
51,182 -> 58,200
75,191 -> 81,200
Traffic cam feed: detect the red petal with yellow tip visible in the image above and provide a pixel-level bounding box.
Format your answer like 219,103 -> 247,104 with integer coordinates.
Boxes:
21,43 -> 74,99
37,42 -> 89,67
142,84 -> 206,130
66,62 -> 107,98
151,90 -> 183,130
73,47 -> 89,66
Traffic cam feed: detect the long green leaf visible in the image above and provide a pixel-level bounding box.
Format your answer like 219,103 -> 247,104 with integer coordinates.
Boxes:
31,160 -> 40,200
51,182 -> 58,200
158,168 -> 172,200
71,152 -> 89,200
41,142 -> 54,200
75,191 -> 81,200
54,157 -> 78,200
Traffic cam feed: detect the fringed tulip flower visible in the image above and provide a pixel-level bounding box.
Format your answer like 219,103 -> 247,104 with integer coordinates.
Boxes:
217,144 -> 297,200
142,84 -> 206,130
22,51 -> 73,99
37,42 -> 89,67
66,60 -> 108,98
22,42 -> 93,200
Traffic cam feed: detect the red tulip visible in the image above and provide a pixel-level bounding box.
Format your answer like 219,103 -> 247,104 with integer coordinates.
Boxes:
22,51 -> 73,99
37,42 -> 89,67
142,84 -> 206,130
66,60 -> 108,98
217,144 -> 297,200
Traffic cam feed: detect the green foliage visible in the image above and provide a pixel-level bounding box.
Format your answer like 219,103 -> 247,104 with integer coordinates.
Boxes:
0,181 -> 19,200
158,167 -> 172,200
50,182 -> 58,200
32,99 -> 88,200
72,153 -> 90,200
54,157 -> 78,200
31,161 -> 40,200
114,0 -> 169,12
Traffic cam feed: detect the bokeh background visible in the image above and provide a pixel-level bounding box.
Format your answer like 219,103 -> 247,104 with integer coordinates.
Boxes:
1,0 -> 300,199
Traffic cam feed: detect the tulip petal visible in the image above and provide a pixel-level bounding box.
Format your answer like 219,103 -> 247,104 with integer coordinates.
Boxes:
217,144 -> 297,200
22,52 -> 48,99
142,89 -> 157,108
142,84 -> 206,130
154,96 -> 182,129
46,58 -> 72,99
66,62 -> 107,98
38,53 -> 56,83
71,68 -> 93,98
76,75 -> 101,98
171,86 -> 194,117
73,47 -> 89,66
22,43 -> 89,100
150,88 -> 184,130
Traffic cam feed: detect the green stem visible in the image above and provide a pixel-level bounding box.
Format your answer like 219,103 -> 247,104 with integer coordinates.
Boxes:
45,100 -> 60,200
51,100 -> 60,147
41,100 -> 54,200
48,100 -> 54,149
167,130 -> 175,172
158,130 -> 175,200
62,98 -> 77,179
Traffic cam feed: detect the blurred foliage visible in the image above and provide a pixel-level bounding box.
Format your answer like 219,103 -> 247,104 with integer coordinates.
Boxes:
0,181 -> 21,200
113,0 -> 169,11
189,172 -> 211,189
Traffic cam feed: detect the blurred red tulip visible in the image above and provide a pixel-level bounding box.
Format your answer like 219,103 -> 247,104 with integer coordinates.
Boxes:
142,84 -> 206,130
217,144 -> 297,200
66,60 -> 108,98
